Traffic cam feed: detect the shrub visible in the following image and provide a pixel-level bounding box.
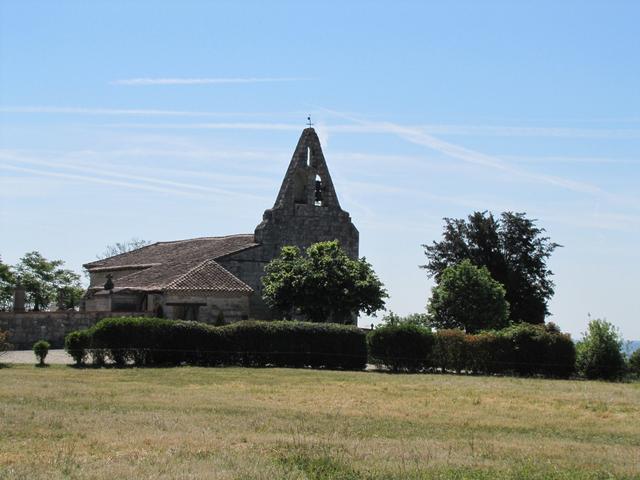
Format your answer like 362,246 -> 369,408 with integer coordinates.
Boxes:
0,329 -> 12,358
629,349 -> 640,378
221,320 -> 367,370
71,317 -> 367,370
497,323 -> 575,377
576,319 -> 626,380
89,317 -> 214,366
367,323 -> 434,372
427,259 -> 510,333
431,324 -> 574,377
64,330 -> 92,365
541,326 -> 576,378
33,340 -> 50,366
432,329 -> 469,373
466,331 -> 507,374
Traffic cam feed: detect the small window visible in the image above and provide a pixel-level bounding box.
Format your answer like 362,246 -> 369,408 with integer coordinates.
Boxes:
306,146 -> 311,166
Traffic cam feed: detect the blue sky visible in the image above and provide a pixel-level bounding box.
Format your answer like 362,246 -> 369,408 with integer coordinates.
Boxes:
1,1 -> 639,339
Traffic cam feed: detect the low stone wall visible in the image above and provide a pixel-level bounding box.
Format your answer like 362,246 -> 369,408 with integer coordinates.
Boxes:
0,311 -> 150,349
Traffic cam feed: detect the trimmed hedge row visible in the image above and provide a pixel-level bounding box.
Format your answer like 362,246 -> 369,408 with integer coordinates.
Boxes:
65,317 -> 575,377
65,317 -> 367,370
368,322 -> 576,377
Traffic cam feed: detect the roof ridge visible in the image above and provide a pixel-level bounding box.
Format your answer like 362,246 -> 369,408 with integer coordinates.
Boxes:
154,233 -> 254,246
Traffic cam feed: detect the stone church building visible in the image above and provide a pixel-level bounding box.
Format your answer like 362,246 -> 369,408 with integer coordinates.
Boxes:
83,127 -> 359,323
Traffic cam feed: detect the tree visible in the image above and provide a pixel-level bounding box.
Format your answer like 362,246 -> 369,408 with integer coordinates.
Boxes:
262,240 -> 387,323
97,238 -> 151,260
427,259 -> 509,333
14,252 -> 83,311
0,256 -> 16,311
576,319 -> 626,380
381,311 -> 430,328
422,211 -> 559,324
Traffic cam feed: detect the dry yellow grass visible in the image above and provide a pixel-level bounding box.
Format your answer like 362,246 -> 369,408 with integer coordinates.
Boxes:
0,365 -> 639,479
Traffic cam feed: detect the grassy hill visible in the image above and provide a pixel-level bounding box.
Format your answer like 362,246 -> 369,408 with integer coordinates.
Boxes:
1,366 -> 638,479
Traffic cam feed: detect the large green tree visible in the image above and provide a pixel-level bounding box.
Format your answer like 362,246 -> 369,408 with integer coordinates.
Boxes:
427,259 -> 510,333
15,251 -> 83,311
262,240 -> 387,323
422,211 -> 559,324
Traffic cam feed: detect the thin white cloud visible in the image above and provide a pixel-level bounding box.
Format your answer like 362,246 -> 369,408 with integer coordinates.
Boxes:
500,155 -> 640,165
102,122 -> 302,131
0,151 -> 270,201
419,124 -> 640,139
0,106 -> 302,117
5,106 -> 638,138
112,77 -> 307,86
0,163 -> 209,199
92,120 -> 640,139
316,108 -> 640,212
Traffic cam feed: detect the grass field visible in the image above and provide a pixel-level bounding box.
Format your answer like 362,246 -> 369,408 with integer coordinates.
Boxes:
1,365 -> 639,479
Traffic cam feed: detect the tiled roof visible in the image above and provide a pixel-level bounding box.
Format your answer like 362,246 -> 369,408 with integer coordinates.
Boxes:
166,260 -> 253,293
85,234 -> 257,294
84,234 -> 257,269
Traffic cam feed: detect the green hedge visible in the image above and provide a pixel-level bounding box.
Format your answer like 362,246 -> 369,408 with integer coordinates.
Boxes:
497,323 -> 575,377
65,317 -> 367,370
369,323 -> 575,378
367,323 -> 434,372
65,317 -> 575,377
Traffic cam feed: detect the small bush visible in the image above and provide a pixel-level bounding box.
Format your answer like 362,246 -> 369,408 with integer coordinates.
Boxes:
33,340 -> 50,366
0,329 -> 12,357
576,319 -> 626,380
64,330 -> 92,365
367,323 -> 434,372
629,349 -> 640,378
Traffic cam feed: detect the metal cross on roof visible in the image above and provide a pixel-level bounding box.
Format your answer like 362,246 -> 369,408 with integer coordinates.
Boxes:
307,115 -> 313,128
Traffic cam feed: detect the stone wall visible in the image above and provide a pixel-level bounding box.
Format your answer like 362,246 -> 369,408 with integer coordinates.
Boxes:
219,246 -> 272,320
254,127 -> 359,260
0,311 -> 150,349
162,291 -> 250,324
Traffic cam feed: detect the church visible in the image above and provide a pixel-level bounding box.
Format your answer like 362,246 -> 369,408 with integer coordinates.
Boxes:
83,127 -> 359,323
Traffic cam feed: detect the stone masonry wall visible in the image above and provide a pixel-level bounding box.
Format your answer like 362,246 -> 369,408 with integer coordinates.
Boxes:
0,311 -> 151,349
